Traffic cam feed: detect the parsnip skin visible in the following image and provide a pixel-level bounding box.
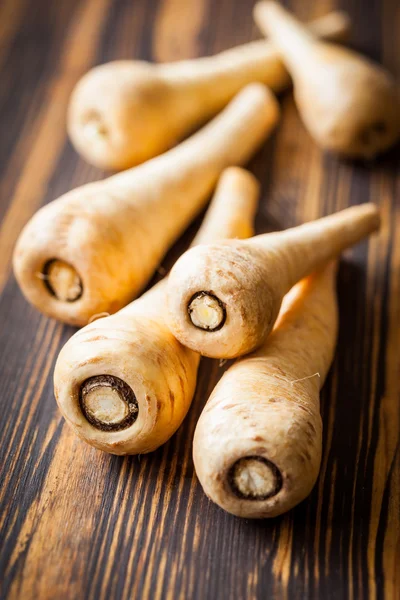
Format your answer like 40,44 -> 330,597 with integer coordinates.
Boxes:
193,264 -> 338,519
254,2 -> 400,159
166,203 -> 380,359
68,11 -> 350,170
54,168 -> 259,455
54,284 -> 200,454
13,85 -> 278,326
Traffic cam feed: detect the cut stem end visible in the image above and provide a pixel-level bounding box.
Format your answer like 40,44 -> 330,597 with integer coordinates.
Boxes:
229,456 -> 283,500
43,259 -> 83,302
80,375 -> 138,432
82,113 -> 108,142
188,292 -> 226,331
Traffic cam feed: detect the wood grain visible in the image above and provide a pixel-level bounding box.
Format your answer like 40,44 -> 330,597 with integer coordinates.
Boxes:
0,0 -> 399,598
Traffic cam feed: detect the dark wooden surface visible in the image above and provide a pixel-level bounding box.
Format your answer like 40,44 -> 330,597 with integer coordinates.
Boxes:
0,0 -> 399,598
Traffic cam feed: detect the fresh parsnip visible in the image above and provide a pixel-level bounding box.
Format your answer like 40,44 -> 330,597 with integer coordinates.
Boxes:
254,1 -> 400,158
166,204 -> 380,359
68,11 -> 350,170
54,168 -> 259,455
14,85 -> 278,326
193,263 -> 338,518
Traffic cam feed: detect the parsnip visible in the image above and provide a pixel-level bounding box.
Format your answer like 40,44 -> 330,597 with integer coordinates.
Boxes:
54,168 -> 259,455
68,11 -> 350,170
166,204 -> 380,359
254,1 -> 400,158
193,263 -> 338,518
13,84 -> 278,326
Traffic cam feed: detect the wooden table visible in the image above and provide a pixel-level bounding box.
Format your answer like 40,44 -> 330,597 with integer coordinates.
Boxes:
0,0 -> 399,598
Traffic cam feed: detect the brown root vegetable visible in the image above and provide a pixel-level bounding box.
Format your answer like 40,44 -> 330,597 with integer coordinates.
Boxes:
13,84 -> 278,326
193,263 -> 338,518
254,1 -> 400,158
68,11 -> 350,170
166,203 -> 380,359
54,167 -> 259,455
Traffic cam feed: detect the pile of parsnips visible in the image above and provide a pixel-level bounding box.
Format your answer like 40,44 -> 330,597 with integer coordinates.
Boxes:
13,3 -> 398,519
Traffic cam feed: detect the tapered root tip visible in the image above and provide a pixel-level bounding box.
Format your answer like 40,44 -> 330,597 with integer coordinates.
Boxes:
43,259 -> 83,302
80,375 -> 138,431
188,292 -> 226,331
229,456 -> 283,500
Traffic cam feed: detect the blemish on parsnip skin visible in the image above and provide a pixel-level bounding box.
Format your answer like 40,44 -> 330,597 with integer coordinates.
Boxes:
169,390 -> 175,412
274,366 -> 287,378
80,356 -> 104,366
306,421 -> 317,435
226,270 -> 238,280
305,430 -> 314,444
87,335 -> 108,342
177,357 -> 188,376
178,375 -> 185,395
238,301 -> 248,322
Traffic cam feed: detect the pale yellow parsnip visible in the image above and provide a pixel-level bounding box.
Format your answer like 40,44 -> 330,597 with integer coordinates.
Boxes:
193,263 -> 338,518
254,1 -> 400,158
166,203 -> 380,359
14,84 -> 278,326
54,167 -> 259,455
68,10 -> 350,170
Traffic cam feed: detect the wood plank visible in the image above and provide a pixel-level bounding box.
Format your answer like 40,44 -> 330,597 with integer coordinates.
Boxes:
0,0 -> 399,598
0,0 -> 110,294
